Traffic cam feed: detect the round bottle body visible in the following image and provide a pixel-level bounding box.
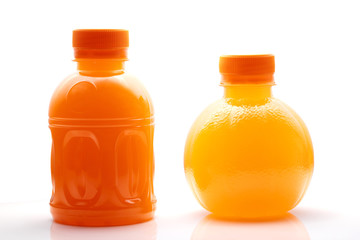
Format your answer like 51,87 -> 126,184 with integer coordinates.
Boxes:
184,85 -> 313,219
49,73 -> 156,226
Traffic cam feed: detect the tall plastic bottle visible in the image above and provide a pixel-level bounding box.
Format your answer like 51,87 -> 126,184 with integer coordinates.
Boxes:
49,29 -> 156,226
184,55 -> 314,219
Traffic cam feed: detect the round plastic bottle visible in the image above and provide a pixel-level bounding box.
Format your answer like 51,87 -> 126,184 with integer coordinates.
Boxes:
184,55 -> 314,219
49,29 -> 156,226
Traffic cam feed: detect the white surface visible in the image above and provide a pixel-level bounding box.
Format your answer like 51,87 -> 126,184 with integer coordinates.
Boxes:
0,202 -> 359,240
1,0 -> 360,238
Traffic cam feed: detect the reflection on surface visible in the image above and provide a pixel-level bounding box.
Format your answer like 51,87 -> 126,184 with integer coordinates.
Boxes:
50,219 -> 157,240
192,213 -> 310,240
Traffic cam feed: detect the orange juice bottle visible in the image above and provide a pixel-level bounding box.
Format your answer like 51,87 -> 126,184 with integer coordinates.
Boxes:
49,29 -> 156,226
184,55 -> 314,219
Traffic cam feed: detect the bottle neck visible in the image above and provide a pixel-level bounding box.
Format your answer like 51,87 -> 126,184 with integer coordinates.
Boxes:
75,59 -> 126,77
223,84 -> 273,100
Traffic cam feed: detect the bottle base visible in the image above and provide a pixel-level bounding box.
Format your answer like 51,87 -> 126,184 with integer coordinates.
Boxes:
209,211 -> 290,222
50,205 -> 155,227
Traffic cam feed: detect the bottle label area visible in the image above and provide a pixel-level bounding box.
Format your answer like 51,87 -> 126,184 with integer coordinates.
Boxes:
49,120 -> 155,212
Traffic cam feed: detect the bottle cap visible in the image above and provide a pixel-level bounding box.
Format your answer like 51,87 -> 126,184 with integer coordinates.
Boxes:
219,55 -> 275,84
73,29 -> 129,59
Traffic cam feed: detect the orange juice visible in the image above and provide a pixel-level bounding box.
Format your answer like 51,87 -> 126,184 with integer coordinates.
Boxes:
184,55 -> 313,219
49,29 -> 156,226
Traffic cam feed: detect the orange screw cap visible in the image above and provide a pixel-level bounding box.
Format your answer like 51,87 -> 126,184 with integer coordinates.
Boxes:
73,29 -> 129,59
219,54 -> 275,85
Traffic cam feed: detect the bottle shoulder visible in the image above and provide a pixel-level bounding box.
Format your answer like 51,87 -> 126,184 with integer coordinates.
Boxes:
49,72 -> 153,118
185,96 -> 313,161
190,97 -> 309,134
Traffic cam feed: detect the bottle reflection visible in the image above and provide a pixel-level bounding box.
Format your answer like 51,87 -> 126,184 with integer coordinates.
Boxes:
50,219 -> 157,240
192,213 -> 310,240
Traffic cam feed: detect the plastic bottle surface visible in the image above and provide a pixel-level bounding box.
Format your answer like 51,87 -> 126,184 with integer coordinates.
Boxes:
184,55 -> 314,219
49,29 -> 156,226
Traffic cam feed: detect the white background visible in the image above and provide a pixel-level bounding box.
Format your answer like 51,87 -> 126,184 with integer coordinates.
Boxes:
1,0 -> 360,238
